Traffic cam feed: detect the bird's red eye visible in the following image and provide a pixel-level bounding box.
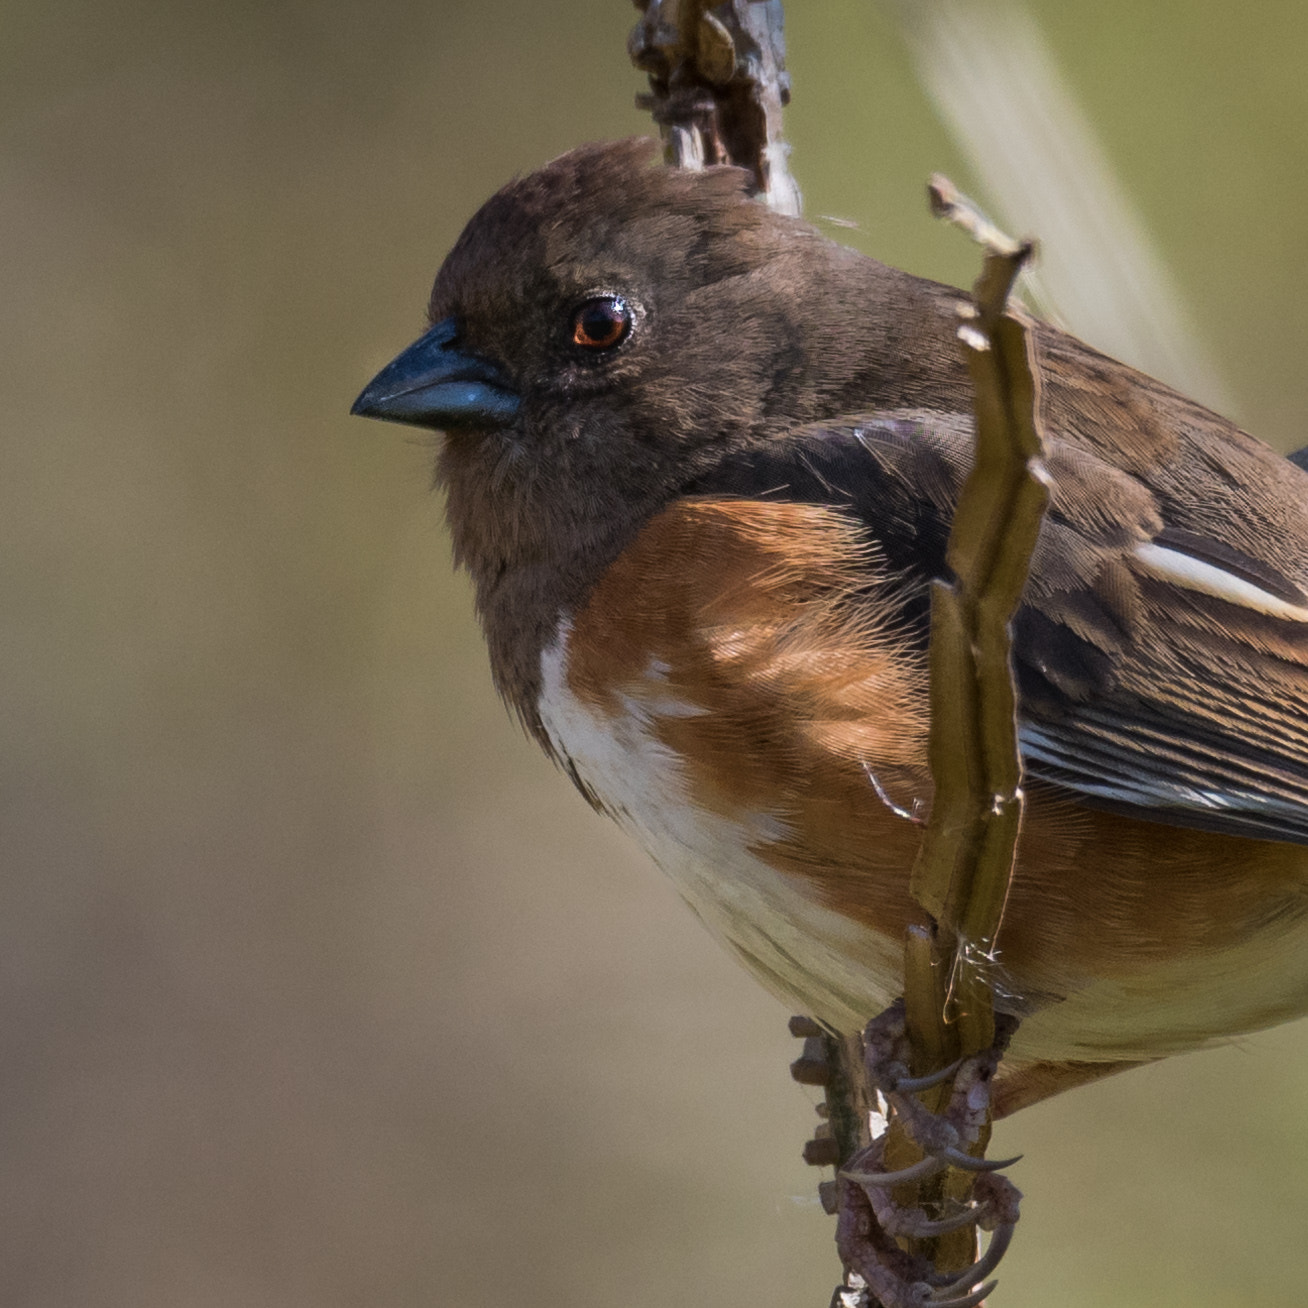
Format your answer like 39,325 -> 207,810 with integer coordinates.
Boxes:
571,296 -> 632,350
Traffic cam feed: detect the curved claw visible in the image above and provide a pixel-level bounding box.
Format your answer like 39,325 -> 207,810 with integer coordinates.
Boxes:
887,1201 -> 991,1239
929,1278 -> 998,1308
893,1057 -> 965,1094
940,1146 -> 1022,1173
932,1221 -> 1016,1294
841,1154 -> 948,1188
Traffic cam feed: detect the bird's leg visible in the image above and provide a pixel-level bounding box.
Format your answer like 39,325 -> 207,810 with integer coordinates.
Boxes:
833,1001 -> 1021,1308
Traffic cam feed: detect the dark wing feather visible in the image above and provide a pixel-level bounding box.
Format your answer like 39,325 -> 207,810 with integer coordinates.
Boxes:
689,409 -> 1308,846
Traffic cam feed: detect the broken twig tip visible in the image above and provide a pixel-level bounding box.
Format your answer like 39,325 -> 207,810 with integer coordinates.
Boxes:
928,173 -> 1035,269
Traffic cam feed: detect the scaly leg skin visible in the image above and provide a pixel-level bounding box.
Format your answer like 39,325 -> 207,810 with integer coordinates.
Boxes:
834,1002 -> 1022,1308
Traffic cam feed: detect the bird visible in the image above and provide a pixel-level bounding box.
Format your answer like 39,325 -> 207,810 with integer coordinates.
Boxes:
352,137 -> 1308,1118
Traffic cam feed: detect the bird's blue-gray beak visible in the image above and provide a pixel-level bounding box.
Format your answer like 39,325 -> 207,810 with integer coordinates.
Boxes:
350,317 -> 520,428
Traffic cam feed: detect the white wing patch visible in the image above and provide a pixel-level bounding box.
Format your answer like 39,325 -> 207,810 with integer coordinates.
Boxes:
1134,541 -> 1308,622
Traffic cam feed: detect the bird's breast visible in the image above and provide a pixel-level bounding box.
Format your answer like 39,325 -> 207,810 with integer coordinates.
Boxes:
530,494 -> 936,1030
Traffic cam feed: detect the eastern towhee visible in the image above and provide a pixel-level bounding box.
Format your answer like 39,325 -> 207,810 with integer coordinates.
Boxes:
352,138 -> 1308,1118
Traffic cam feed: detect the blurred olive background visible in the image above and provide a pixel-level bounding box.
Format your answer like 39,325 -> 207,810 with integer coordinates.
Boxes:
5,2 -> 1308,1305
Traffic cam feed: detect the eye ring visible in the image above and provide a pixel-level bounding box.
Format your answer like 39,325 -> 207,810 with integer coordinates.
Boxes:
571,295 -> 633,351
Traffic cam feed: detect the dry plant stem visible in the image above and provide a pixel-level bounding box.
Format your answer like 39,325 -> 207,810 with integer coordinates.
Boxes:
629,0 -> 802,215
914,173 -> 1046,965
826,1031 -> 878,1166
876,176 -> 1048,1287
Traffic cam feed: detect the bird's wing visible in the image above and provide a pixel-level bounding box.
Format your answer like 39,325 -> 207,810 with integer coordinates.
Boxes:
689,409 -> 1308,846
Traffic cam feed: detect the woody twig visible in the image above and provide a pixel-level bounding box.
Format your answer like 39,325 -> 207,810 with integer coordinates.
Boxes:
791,179 -> 1048,1307
628,0 -> 801,215
880,175 -> 1048,1287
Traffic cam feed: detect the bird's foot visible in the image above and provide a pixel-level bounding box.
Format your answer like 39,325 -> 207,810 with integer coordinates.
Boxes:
834,1002 -> 1021,1308
834,1147 -> 1019,1308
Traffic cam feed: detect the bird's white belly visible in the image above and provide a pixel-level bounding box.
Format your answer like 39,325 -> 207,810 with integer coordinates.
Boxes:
536,625 -> 902,1030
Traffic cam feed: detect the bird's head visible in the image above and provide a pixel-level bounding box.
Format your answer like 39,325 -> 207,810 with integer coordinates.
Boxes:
352,139 -> 937,595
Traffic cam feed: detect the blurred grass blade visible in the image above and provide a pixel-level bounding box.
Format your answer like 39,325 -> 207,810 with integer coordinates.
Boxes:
888,0 -> 1237,417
